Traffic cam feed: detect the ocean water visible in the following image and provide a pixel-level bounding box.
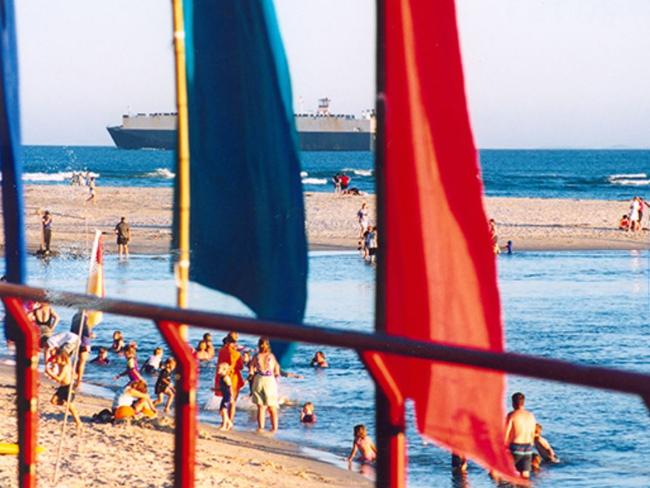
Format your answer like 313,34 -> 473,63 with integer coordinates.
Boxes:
1,250 -> 648,487
19,146 -> 650,199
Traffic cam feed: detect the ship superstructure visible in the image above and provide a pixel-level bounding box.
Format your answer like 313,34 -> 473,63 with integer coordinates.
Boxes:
106,98 -> 375,151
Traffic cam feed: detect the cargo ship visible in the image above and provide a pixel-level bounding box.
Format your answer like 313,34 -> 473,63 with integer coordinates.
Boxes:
107,98 -> 375,151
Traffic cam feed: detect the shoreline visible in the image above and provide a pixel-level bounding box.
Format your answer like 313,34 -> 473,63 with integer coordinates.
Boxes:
0,362 -> 371,487
0,185 -> 646,256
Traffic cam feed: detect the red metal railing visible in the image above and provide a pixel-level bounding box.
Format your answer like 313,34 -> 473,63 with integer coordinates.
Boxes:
2,281 -> 650,487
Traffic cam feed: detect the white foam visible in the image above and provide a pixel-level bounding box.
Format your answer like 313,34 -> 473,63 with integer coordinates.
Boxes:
608,173 -> 647,180
342,167 -> 373,177
144,168 -> 175,179
302,177 -> 327,185
300,171 -> 308,177
14,171 -> 100,182
610,179 -> 650,186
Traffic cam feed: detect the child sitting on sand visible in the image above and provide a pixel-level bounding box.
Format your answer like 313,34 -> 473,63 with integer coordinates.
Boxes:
619,214 -> 631,231
300,402 -> 316,424
534,423 -> 560,463
310,351 -> 329,368
142,347 -> 164,374
112,380 -> 157,420
45,350 -> 82,431
347,424 -> 377,464
154,358 -> 176,413
90,347 -> 110,366
111,330 -> 125,353
216,362 -> 233,431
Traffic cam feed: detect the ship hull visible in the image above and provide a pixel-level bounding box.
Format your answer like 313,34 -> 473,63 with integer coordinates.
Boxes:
107,127 -> 373,151
107,126 -> 177,150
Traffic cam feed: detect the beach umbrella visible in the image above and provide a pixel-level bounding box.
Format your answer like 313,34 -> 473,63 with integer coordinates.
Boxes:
177,0 -> 307,365
364,0 -> 519,481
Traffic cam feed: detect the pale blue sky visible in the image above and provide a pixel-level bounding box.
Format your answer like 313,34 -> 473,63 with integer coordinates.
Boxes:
14,0 -> 650,148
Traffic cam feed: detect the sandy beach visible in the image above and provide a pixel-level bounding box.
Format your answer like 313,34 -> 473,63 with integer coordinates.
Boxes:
0,364 -> 370,488
1,185 -> 646,255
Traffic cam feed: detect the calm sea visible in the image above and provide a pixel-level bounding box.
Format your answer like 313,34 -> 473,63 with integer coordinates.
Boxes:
1,250 -> 648,487
19,146 -> 650,200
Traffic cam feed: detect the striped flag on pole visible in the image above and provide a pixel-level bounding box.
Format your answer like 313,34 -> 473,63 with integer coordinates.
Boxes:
85,230 -> 105,327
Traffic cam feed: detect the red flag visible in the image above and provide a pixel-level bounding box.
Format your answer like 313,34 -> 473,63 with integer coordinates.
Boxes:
365,0 -> 518,480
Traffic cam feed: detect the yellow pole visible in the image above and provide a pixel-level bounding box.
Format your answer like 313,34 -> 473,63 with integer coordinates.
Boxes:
171,0 -> 190,340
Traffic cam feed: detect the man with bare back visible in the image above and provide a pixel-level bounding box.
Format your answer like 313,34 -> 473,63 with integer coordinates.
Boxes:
505,392 -> 537,479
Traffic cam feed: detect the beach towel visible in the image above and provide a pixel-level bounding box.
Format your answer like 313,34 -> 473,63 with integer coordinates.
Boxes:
181,0 -> 307,366
364,0 -> 518,480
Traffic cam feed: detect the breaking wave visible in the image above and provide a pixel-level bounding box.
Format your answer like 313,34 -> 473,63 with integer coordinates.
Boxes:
143,168 -> 175,179
302,177 -> 328,185
608,173 -> 649,186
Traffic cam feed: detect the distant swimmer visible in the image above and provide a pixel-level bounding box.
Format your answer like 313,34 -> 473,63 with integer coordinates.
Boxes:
505,392 -> 537,479
114,216 -> 131,258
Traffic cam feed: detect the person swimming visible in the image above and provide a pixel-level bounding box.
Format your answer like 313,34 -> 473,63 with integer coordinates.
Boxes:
310,351 -> 329,368
90,347 -> 110,366
347,424 -> 377,464
300,402 -> 317,424
111,330 -> 125,354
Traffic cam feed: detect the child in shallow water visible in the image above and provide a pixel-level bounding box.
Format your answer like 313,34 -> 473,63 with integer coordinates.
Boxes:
142,347 -> 164,374
90,347 -> 110,366
347,424 -> 377,464
300,402 -> 316,424
111,330 -> 125,353
534,423 -> 560,463
216,362 -> 233,431
154,358 -> 176,413
310,351 -> 329,368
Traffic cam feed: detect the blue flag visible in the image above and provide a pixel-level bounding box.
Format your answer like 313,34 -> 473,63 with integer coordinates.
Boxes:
0,0 -> 26,342
182,1 -> 307,364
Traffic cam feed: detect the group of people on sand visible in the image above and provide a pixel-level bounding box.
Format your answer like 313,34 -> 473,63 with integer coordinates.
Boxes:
332,172 -> 365,196
452,392 -> 559,481
37,211 -> 131,257
618,195 -> 648,232
356,202 -> 378,262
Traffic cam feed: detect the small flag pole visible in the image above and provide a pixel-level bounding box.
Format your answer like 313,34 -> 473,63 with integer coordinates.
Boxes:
171,0 -> 190,341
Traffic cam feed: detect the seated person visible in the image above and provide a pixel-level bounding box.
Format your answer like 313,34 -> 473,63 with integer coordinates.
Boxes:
112,380 -> 157,420
310,351 -> 329,368
300,402 -> 317,423
619,214 -> 631,231
142,347 -> 164,374
534,423 -> 560,463
90,347 -> 110,366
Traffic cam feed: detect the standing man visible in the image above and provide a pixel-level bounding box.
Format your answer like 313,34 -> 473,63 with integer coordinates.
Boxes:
115,216 -> 131,258
70,310 -> 94,387
41,210 -> 53,254
504,392 -> 537,479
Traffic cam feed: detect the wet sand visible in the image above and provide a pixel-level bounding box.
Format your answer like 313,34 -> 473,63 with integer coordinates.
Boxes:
1,185 -> 647,256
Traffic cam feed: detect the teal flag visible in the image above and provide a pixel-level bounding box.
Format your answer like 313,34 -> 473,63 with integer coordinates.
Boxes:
0,0 -> 26,342
182,1 -> 307,365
